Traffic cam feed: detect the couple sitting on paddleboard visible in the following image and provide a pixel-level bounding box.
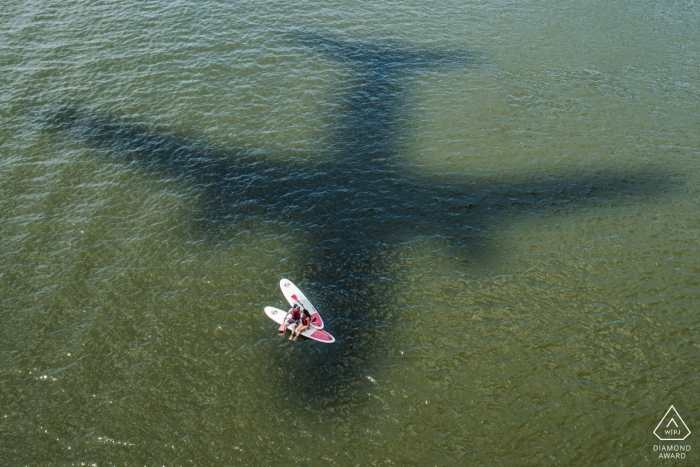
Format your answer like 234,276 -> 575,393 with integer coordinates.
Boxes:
281,304 -> 311,341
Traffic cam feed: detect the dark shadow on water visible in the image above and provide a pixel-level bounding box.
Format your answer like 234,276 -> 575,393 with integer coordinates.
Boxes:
43,33 -> 672,405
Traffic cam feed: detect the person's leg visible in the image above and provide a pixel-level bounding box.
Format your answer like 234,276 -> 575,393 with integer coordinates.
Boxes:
293,324 -> 307,341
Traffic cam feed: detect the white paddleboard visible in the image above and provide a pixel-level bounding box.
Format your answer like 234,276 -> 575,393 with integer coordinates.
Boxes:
264,306 -> 335,343
279,279 -> 324,329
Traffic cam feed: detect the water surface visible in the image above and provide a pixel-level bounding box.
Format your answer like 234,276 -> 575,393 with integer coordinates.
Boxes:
1,0 -> 699,465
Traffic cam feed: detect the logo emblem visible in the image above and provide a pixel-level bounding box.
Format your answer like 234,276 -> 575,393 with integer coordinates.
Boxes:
654,406 -> 691,441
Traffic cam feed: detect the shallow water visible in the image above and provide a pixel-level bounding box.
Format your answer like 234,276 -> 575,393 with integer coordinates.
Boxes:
1,0 -> 699,465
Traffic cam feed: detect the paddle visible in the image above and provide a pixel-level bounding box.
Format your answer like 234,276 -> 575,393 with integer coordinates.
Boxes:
278,309 -> 291,333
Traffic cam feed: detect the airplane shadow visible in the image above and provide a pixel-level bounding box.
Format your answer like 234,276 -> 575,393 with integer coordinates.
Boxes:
43,32 -> 671,407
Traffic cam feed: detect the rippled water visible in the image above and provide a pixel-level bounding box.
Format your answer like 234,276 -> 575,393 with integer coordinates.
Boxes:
2,0 -> 699,465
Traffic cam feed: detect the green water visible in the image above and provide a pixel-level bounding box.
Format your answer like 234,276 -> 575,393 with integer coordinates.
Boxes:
2,1 -> 699,465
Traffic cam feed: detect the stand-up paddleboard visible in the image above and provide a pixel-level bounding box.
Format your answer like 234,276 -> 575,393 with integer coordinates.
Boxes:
279,279 -> 324,329
264,307 -> 335,343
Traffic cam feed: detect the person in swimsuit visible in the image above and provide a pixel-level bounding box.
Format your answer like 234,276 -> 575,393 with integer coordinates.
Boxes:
281,304 -> 302,336
292,309 -> 312,341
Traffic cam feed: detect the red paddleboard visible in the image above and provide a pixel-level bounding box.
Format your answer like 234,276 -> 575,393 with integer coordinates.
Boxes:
264,307 -> 335,343
279,279 -> 324,329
